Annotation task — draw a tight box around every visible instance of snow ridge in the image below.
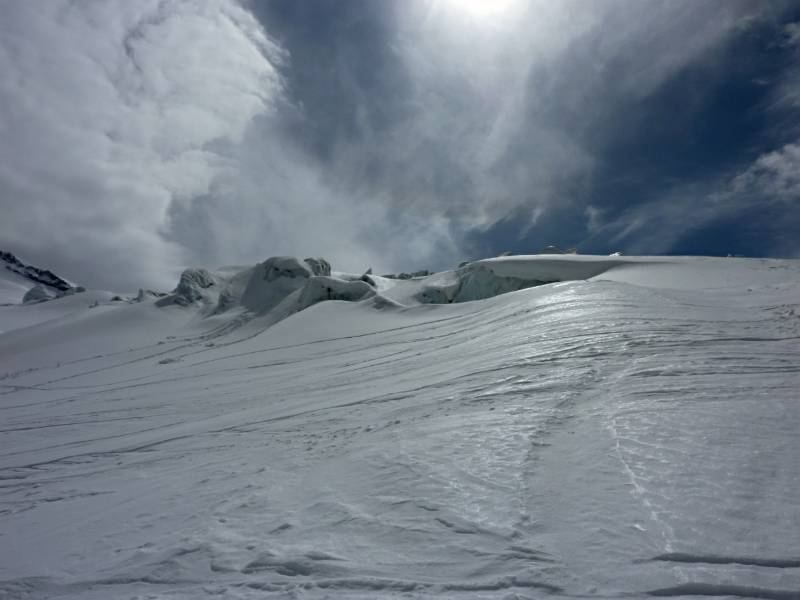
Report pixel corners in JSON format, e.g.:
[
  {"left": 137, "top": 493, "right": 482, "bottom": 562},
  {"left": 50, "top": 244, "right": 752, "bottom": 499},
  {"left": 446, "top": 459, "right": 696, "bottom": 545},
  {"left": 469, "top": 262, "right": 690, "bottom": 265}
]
[{"left": 0, "top": 250, "right": 74, "bottom": 292}]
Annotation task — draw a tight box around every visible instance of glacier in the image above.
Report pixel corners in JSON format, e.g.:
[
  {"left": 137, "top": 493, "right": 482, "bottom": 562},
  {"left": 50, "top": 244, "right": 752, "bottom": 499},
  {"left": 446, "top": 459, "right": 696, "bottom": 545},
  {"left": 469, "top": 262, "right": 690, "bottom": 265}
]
[{"left": 0, "top": 254, "right": 799, "bottom": 599}]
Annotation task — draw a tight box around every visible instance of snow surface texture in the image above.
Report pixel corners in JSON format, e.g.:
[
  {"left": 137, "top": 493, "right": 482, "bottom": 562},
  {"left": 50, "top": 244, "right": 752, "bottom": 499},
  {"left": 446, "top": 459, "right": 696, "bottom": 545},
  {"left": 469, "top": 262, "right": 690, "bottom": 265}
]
[{"left": 1, "top": 255, "right": 799, "bottom": 599}]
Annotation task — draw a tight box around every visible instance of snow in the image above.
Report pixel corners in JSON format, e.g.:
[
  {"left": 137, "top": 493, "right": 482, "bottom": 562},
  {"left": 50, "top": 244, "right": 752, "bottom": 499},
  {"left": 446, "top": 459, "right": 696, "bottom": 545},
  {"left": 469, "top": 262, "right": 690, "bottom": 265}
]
[
  {"left": 0, "top": 261, "right": 55, "bottom": 306},
  {"left": 239, "top": 257, "right": 317, "bottom": 314},
  {"left": 295, "top": 276, "right": 375, "bottom": 311},
  {"left": 164, "top": 267, "right": 218, "bottom": 307},
  {"left": 1, "top": 254, "right": 799, "bottom": 599},
  {"left": 0, "top": 289, "right": 116, "bottom": 336},
  {"left": 0, "top": 251, "right": 87, "bottom": 322},
  {"left": 21, "top": 284, "right": 56, "bottom": 304},
  {"left": 0, "top": 271, "right": 35, "bottom": 306},
  {"left": 0, "top": 251, "right": 76, "bottom": 304}
]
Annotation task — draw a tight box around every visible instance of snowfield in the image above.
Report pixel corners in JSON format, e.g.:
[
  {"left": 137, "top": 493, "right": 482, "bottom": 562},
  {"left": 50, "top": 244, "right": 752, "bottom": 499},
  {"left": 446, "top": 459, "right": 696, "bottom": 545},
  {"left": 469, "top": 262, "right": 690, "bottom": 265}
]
[{"left": 1, "top": 255, "right": 799, "bottom": 599}]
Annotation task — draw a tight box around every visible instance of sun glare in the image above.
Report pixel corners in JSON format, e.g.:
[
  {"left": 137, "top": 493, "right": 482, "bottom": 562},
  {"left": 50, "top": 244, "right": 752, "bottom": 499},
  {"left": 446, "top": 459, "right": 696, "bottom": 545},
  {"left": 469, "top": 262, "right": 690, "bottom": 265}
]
[{"left": 446, "top": 0, "right": 517, "bottom": 18}]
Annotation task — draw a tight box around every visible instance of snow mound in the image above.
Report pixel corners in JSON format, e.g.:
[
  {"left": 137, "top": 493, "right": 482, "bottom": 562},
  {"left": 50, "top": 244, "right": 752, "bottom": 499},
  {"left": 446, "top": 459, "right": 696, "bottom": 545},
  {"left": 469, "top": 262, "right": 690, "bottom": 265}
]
[
  {"left": 415, "top": 256, "right": 628, "bottom": 304},
  {"left": 296, "top": 276, "right": 376, "bottom": 311},
  {"left": 240, "top": 256, "right": 318, "bottom": 313},
  {"left": 158, "top": 268, "right": 219, "bottom": 307},
  {"left": 154, "top": 253, "right": 756, "bottom": 333},
  {"left": 239, "top": 258, "right": 374, "bottom": 316},
  {"left": 136, "top": 288, "right": 167, "bottom": 302},
  {"left": 154, "top": 256, "right": 342, "bottom": 317},
  {"left": 414, "top": 264, "right": 552, "bottom": 304},
  {"left": 22, "top": 284, "right": 57, "bottom": 303},
  {"left": 304, "top": 257, "right": 332, "bottom": 277}
]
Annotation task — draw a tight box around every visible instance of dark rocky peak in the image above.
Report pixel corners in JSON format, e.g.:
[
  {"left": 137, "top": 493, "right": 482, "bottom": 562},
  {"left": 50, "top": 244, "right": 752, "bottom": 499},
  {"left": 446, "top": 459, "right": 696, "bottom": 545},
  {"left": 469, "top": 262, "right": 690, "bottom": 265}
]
[{"left": 1, "top": 250, "right": 74, "bottom": 292}]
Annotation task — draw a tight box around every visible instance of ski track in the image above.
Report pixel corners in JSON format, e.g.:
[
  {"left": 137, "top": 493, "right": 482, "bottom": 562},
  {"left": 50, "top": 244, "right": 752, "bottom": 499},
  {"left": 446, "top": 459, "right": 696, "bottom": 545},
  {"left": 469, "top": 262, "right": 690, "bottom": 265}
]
[{"left": 1, "top": 275, "right": 799, "bottom": 598}]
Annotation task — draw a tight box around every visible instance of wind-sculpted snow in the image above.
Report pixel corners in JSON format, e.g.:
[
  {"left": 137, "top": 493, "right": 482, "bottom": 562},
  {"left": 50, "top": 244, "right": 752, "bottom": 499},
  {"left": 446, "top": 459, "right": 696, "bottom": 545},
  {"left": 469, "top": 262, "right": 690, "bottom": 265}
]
[
  {"left": 152, "top": 256, "right": 340, "bottom": 317},
  {"left": 413, "top": 255, "right": 644, "bottom": 304},
  {"left": 159, "top": 267, "right": 219, "bottom": 307},
  {"left": 0, "top": 256, "right": 799, "bottom": 599},
  {"left": 295, "top": 276, "right": 375, "bottom": 311},
  {"left": 303, "top": 257, "right": 332, "bottom": 277},
  {"left": 21, "top": 284, "right": 56, "bottom": 304},
  {"left": 150, "top": 255, "right": 711, "bottom": 329},
  {"left": 415, "top": 263, "right": 554, "bottom": 304},
  {"left": 239, "top": 257, "right": 319, "bottom": 314}
]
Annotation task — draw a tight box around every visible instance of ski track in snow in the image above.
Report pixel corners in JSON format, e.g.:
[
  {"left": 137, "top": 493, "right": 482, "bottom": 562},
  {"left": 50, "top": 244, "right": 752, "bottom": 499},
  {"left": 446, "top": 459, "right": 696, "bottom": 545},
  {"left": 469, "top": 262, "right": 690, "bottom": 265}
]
[{"left": 1, "top": 260, "right": 799, "bottom": 599}]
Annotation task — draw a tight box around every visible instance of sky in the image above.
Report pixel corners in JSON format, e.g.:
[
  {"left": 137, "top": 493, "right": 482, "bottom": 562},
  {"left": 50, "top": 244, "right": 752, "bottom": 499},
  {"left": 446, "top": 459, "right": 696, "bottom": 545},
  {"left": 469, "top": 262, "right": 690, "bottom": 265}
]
[{"left": 1, "top": 0, "right": 799, "bottom": 291}]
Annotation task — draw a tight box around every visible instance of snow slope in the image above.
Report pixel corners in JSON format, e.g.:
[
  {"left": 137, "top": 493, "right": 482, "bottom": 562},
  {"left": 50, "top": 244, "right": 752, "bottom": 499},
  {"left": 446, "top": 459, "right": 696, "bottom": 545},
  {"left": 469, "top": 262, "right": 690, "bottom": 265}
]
[
  {"left": 1, "top": 255, "right": 799, "bottom": 599},
  {"left": 0, "top": 290, "right": 118, "bottom": 337},
  {"left": 0, "top": 272, "right": 35, "bottom": 307}
]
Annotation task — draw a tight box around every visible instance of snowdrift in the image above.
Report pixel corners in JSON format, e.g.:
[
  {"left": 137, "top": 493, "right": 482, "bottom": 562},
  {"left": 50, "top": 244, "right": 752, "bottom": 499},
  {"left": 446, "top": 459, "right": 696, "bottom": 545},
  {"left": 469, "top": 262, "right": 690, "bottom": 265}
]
[
  {"left": 143, "top": 254, "right": 800, "bottom": 336},
  {"left": 151, "top": 254, "right": 630, "bottom": 326},
  {"left": 154, "top": 257, "right": 335, "bottom": 314},
  {"left": 412, "top": 256, "right": 632, "bottom": 304},
  {"left": 1, "top": 254, "right": 799, "bottom": 599}
]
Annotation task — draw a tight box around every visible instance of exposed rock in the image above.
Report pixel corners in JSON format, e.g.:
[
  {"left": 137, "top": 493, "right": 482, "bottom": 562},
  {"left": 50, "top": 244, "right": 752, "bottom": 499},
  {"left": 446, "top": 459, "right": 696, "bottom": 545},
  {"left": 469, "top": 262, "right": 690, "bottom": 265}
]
[{"left": 1, "top": 250, "right": 74, "bottom": 291}]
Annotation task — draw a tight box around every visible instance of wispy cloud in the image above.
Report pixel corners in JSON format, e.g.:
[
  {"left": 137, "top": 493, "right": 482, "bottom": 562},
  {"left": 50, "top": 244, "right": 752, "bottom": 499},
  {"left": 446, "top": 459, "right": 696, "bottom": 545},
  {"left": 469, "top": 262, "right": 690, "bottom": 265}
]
[{"left": 581, "top": 12, "right": 800, "bottom": 258}]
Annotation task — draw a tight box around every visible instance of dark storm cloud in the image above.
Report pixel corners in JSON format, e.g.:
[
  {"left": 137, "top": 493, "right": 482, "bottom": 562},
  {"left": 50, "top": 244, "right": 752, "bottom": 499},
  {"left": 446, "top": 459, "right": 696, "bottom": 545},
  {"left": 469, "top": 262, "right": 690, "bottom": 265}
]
[
  {"left": 1, "top": 0, "right": 799, "bottom": 291},
  {"left": 250, "top": 1, "right": 412, "bottom": 159}
]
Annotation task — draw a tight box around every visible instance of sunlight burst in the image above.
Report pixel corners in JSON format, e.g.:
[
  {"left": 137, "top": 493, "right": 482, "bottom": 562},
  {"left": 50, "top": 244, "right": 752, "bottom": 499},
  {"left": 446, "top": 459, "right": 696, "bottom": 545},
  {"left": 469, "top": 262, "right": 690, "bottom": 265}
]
[{"left": 443, "top": 0, "right": 518, "bottom": 18}]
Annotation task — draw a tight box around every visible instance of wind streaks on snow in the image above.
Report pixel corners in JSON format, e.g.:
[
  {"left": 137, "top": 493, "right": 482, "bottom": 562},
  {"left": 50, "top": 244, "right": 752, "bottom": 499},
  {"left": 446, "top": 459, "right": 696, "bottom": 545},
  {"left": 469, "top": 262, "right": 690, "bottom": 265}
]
[{"left": 0, "top": 258, "right": 799, "bottom": 598}]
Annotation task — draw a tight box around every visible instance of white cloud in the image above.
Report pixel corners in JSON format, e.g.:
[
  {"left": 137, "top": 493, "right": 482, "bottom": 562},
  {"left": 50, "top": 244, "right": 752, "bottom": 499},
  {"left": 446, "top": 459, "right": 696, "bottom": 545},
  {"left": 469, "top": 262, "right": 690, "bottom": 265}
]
[
  {"left": 783, "top": 22, "right": 800, "bottom": 47},
  {"left": 585, "top": 141, "right": 800, "bottom": 257},
  {"left": 0, "top": 0, "right": 282, "bottom": 289},
  {"left": 732, "top": 143, "right": 800, "bottom": 202},
  {"left": 772, "top": 22, "right": 800, "bottom": 110}
]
